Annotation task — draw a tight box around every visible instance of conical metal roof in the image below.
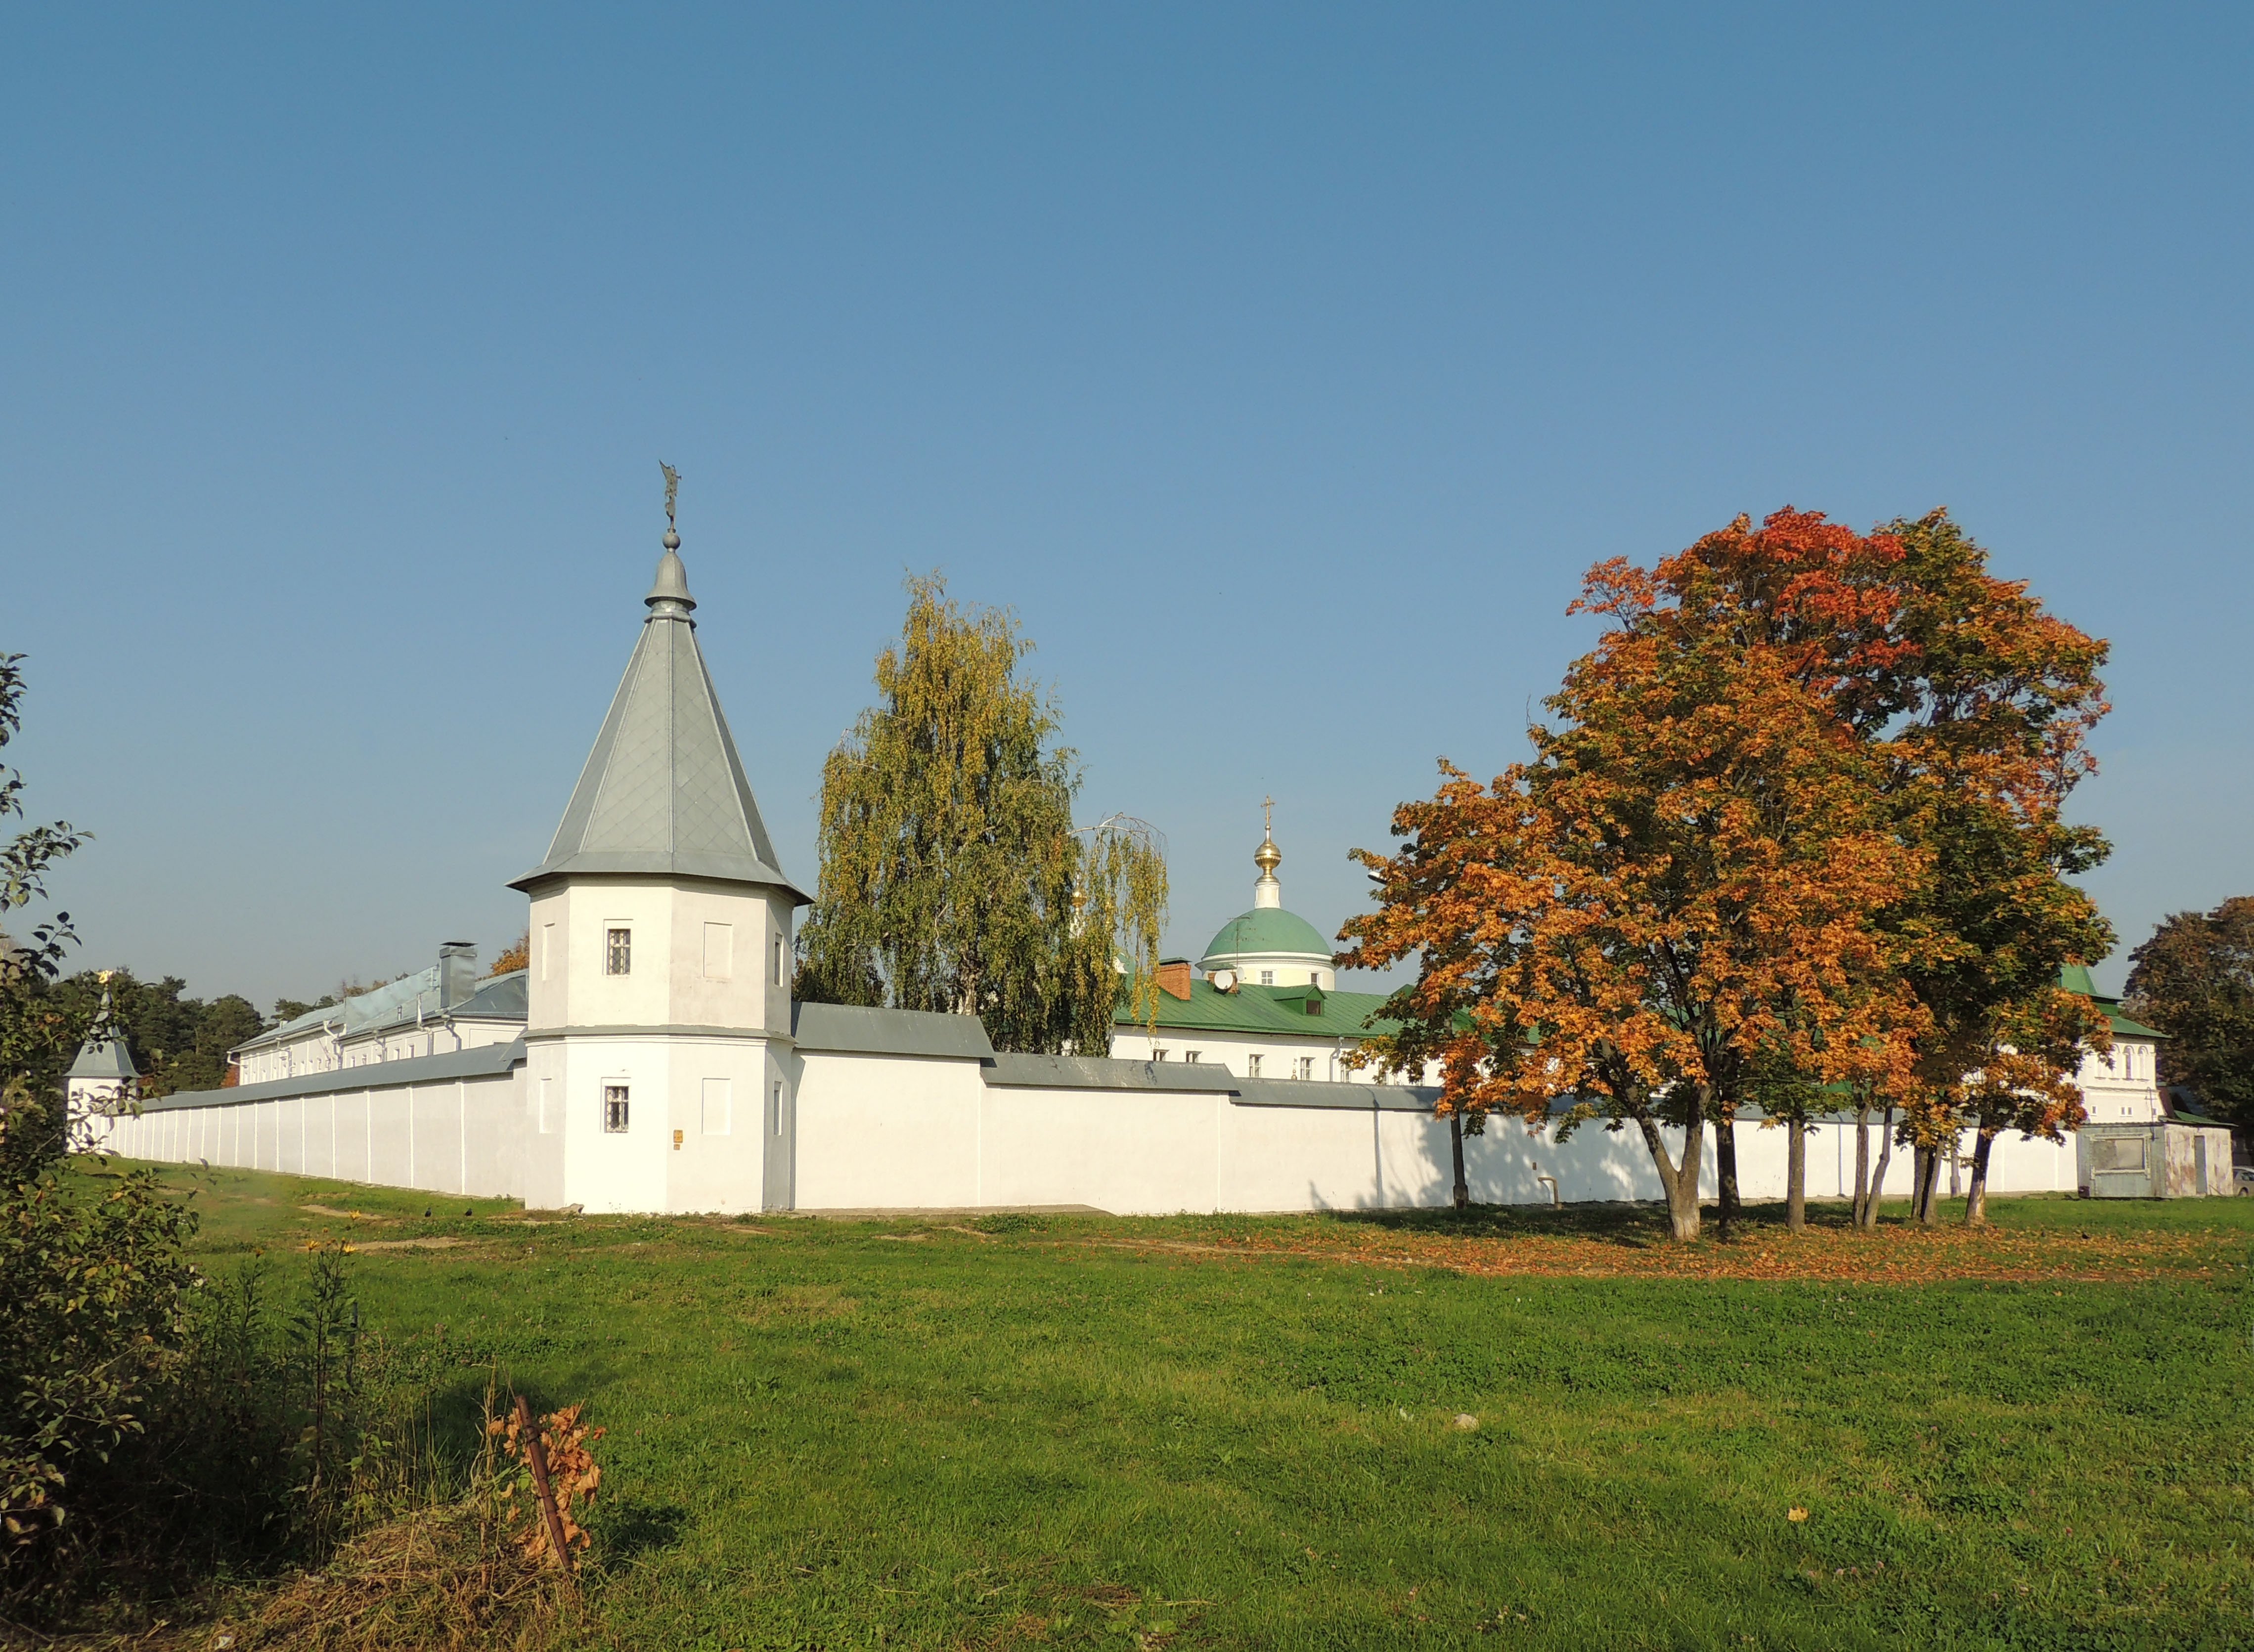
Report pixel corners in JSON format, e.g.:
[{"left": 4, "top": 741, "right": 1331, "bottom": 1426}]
[
  {"left": 66, "top": 1030, "right": 139, "bottom": 1082},
  {"left": 67, "top": 985, "right": 139, "bottom": 1081},
  {"left": 510, "top": 541, "right": 808, "bottom": 902}
]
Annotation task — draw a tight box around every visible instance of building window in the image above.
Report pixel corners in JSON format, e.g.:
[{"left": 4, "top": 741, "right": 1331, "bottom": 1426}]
[
  {"left": 606, "top": 928, "right": 632, "bottom": 976},
  {"left": 1185, "top": 1049, "right": 1202, "bottom": 1065},
  {"left": 1246, "top": 1054, "right": 1263, "bottom": 1077},
  {"left": 1295, "top": 1056, "right": 1314, "bottom": 1081},
  {"left": 1259, "top": 970, "right": 1274, "bottom": 986},
  {"left": 1153, "top": 1048, "right": 1169, "bottom": 1062},
  {"left": 772, "top": 1080, "right": 786, "bottom": 1137},
  {"left": 2093, "top": 1135, "right": 2145, "bottom": 1173},
  {"left": 603, "top": 1085, "right": 630, "bottom": 1132},
  {"left": 772, "top": 933, "right": 785, "bottom": 986},
  {"left": 1310, "top": 972, "right": 1321, "bottom": 985}
]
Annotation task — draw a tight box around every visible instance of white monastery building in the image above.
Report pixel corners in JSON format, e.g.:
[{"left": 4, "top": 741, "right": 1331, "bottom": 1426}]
[{"left": 82, "top": 512, "right": 2235, "bottom": 1210}]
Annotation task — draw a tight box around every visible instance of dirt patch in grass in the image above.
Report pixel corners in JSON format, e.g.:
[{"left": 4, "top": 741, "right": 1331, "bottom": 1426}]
[{"left": 341, "top": 1236, "right": 470, "bottom": 1253}]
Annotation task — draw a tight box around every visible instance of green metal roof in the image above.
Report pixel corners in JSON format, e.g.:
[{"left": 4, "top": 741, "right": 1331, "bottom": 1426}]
[
  {"left": 1114, "top": 976, "right": 1397, "bottom": 1041},
  {"left": 2057, "top": 963, "right": 2164, "bottom": 1040},
  {"left": 1199, "top": 906, "right": 1333, "bottom": 965}
]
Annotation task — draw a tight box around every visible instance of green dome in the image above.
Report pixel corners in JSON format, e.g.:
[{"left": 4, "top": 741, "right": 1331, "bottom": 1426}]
[{"left": 1199, "top": 906, "right": 1333, "bottom": 966}]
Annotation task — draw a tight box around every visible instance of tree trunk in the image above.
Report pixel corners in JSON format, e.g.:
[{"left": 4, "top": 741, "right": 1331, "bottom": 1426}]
[
  {"left": 1786, "top": 1121, "right": 1806, "bottom": 1233},
  {"left": 1852, "top": 1104, "right": 1871, "bottom": 1228},
  {"left": 1963, "top": 1129, "right": 1995, "bottom": 1227},
  {"left": 1636, "top": 1115, "right": 1703, "bottom": 1242},
  {"left": 1716, "top": 1116, "right": 1740, "bottom": 1241},
  {"left": 1922, "top": 1143, "right": 1946, "bottom": 1225},
  {"left": 1909, "top": 1144, "right": 1931, "bottom": 1222},
  {"left": 1449, "top": 1111, "right": 1468, "bottom": 1211},
  {"left": 1862, "top": 1105, "right": 1896, "bottom": 1230}
]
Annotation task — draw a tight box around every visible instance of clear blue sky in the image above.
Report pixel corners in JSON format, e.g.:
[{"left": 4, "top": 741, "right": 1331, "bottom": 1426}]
[{"left": 5, "top": 4, "right": 2248, "bottom": 1008}]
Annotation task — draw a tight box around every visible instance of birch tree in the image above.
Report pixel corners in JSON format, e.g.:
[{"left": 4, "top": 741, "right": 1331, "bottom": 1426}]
[{"left": 794, "top": 575, "right": 1167, "bottom": 1053}]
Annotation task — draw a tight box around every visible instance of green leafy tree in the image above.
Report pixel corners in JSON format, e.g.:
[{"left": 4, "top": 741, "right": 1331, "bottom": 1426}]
[
  {"left": 795, "top": 575, "right": 1167, "bottom": 1053},
  {"left": 0, "top": 656, "right": 203, "bottom": 1604},
  {"left": 1872, "top": 512, "right": 2114, "bottom": 1225},
  {"left": 0, "top": 654, "right": 90, "bottom": 1096},
  {"left": 2126, "top": 898, "right": 2254, "bottom": 1124}
]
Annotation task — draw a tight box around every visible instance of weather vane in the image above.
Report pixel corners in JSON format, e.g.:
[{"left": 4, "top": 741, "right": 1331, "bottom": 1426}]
[{"left": 660, "top": 461, "right": 681, "bottom": 526}]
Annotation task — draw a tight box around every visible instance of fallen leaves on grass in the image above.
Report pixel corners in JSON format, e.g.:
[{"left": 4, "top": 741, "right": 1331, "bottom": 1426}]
[{"left": 1068, "top": 1217, "right": 2229, "bottom": 1286}]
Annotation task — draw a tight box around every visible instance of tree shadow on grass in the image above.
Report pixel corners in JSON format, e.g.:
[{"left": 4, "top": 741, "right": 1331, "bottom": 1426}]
[
  {"left": 1323, "top": 1200, "right": 1677, "bottom": 1249},
  {"left": 1323, "top": 1197, "right": 1870, "bottom": 1248},
  {"left": 594, "top": 1498, "right": 689, "bottom": 1564}
]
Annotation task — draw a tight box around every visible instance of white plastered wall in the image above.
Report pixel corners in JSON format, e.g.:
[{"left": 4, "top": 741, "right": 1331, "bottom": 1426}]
[
  {"left": 97, "top": 1069, "right": 529, "bottom": 1200},
  {"left": 526, "top": 876, "right": 793, "bottom": 1041}
]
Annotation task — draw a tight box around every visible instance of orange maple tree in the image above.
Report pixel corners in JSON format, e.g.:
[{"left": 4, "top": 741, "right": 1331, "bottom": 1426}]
[
  {"left": 1347, "top": 507, "right": 2114, "bottom": 1239},
  {"left": 1344, "top": 514, "right": 1928, "bottom": 1242}
]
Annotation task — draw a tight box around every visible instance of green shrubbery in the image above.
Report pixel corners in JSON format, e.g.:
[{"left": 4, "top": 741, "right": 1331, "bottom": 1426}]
[
  {"left": 0, "top": 1087, "right": 444, "bottom": 1623},
  {"left": 0, "top": 1083, "right": 199, "bottom": 1575}
]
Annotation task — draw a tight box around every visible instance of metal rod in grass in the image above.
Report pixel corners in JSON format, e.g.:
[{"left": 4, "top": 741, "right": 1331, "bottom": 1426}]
[{"left": 514, "top": 1393, "right": 576, "bottom": 1586}]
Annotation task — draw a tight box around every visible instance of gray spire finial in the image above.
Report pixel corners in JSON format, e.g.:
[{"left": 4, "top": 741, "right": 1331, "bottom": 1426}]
[{"left": 646, "top": 464, "right": 695, "bottom": 613}]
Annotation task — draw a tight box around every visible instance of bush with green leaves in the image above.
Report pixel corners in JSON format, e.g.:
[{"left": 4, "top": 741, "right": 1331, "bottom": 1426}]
[{"left": 0, "top": 1083, "right": 200, "bottom": 1601}]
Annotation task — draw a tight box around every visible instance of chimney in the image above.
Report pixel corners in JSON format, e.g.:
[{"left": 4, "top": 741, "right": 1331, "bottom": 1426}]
[
  {"left": 1156, "top": 958, "right": 1193, "bottom": 1001},
  {"left": 439, "top": 941, "right": 478, "bottom": 1010}
]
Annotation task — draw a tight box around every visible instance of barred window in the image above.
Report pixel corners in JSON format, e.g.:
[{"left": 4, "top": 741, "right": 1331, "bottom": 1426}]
[
  {"left": 606, "top": 928, "right": 632, "bottom": 975},
  {"left": 603, "top": 1085, "right": 630, "bottom": 1133}
]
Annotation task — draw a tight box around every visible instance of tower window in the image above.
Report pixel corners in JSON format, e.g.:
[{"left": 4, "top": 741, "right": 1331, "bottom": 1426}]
[
  {"left": 771, "top": 933, "right": 785, "bottom": 986},
  {"left": 603, "top": 1085, "right": 630, "bottom": 1132},
  {"left": 772, "top": 1080, "right": 786, "bottom": 1137},
  {"left": 605, "top": 928, "right": 632, "bottom": 976},
  {"left": 1259, "top": 970, "right": 1274, "bottom": 986}
]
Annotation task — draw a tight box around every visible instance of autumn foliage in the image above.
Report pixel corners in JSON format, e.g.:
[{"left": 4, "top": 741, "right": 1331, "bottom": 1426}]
[
  {"left": 1344, "top": 508, "right": 2112, "bottom": 1239},
  {"left": 489, "top": 1401, "right": 603, "bottom": 1568}
]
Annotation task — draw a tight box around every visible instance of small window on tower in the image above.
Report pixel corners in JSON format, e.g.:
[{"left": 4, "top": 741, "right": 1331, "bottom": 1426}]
[
  {"left": 1259, "top": 970, "right": 1274, "bottom": 986},
  {"left": 772, "top": 933, "right": 785, "bottom": 986},
  {"left": 603, "top": 1085, "right": 630, "bottom": 1132},
  {"left": 606, "top": 928, "right": 632, "bottom": 976}
]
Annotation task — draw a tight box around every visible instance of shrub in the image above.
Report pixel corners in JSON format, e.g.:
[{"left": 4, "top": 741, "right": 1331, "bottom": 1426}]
[{"left": 0, "top": 1081, "right": 199, "bottom": 1605}]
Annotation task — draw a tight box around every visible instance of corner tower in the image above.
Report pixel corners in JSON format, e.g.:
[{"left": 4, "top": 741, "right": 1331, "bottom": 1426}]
[{"left": 509, "top": 485, "right": 809, "bottom": 1214}]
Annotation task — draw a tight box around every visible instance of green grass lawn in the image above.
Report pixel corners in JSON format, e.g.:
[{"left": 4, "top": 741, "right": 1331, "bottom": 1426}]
[{"left": 94, "top": 1161, "right": 2254, "bottom": 1650}]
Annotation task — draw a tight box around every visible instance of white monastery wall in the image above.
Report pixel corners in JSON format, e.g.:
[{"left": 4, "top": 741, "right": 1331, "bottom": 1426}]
[
  {"left": 92, "top": 1041, "right": 2093, "bottom": 1216},
  {"left": 94, "top": 1066, "right": 529, "bottom": 1200}
]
